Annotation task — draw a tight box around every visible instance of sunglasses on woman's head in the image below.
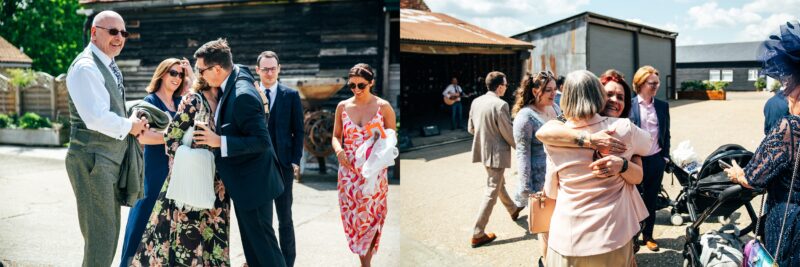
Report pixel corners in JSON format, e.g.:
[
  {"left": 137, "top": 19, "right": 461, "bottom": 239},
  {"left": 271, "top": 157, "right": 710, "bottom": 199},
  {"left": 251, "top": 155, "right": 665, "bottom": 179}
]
[
  {"left": 349, "top": 82, "right": 368, "bottom": 90},
  {"left": 168, "top": 69, "right": 185, "bottom": 78},
  {"left": 95, "top": 26, "right": 130, "bottom": 38}
]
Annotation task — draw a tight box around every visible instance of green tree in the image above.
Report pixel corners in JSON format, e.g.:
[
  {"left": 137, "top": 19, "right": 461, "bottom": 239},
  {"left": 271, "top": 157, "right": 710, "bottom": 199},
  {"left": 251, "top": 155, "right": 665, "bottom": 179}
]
[{"left": 0, "top": 0, "right": 84, "bottom": 76}]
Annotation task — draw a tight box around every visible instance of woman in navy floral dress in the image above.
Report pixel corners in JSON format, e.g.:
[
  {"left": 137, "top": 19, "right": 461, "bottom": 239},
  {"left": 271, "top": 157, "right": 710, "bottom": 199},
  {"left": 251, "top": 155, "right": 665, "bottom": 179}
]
[
  {"left": 726, "top": 20, "right": 800, "bottom": 266},
  {"left": 130, "top": 80, "right": 230, "bottom": 267}
]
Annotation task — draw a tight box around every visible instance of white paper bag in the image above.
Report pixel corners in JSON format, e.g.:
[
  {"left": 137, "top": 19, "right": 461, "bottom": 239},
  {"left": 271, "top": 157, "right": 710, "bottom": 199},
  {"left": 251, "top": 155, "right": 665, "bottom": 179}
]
[{"left": 165, "top": 126, "right": 217, "bottom": 210}]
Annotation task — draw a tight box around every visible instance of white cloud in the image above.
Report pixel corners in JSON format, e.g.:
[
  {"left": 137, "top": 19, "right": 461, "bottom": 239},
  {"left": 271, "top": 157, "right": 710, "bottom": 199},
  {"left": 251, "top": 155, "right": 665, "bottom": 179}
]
[
  {"left": 677, "top": 35, "right": 705, "bottom": 46},
  {"left": 737, "top": 13, "right": 798, "bottom": 42},
  {"left": 470, "top": 16, "right": 529, "bottom": 36},
  {"left": 742, "top": 0, "right": 800, "bottom": 14},
  {"left": 424, "top": 0, "right": 591, "bottom": 36},
  {"left": 687, "top": 2, "right": 760, "bottom": 29}
]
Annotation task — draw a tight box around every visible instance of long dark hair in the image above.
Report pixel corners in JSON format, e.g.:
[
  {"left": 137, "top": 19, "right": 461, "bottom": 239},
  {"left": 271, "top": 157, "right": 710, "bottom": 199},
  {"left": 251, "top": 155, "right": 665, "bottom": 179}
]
[{"left": 513, "top": 70, "right": 554, "bottom": 116}]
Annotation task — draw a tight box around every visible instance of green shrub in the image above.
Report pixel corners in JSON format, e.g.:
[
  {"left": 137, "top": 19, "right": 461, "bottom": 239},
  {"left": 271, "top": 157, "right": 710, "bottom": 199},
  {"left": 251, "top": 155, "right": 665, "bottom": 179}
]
[
  {"left": 7, "top": 68, "right": 36, "bottom": 88},
  {"left": 707, "top": 81, "right": 729, "bottom": 91},
  {"left": 680, "top": 80, "right": 711, "bottom": 91},
  {"left": 0, "top": 114, "right": 12, "bottom": 128},
  {"left": 754, "top": 77, "right": 767, "bottom": 91},
  {"left": 18, "top": 112, "right": 51, "bottom": 129}
]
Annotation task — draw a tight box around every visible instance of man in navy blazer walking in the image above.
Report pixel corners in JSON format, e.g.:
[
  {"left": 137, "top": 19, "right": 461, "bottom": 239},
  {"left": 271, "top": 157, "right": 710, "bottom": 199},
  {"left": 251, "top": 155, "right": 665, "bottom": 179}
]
[{"left": 255, "top": 50, "right": 304, "bottom": 267}]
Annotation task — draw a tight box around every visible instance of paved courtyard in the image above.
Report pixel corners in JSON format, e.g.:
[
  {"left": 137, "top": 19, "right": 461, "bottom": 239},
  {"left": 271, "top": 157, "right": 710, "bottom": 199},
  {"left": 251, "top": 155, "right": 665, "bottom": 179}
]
[
  {"left": 400, "top": 91, "right": 772, "bottom": 266},
  {"left": 0, "top": 149, "right": 399, "bottom": 266}
]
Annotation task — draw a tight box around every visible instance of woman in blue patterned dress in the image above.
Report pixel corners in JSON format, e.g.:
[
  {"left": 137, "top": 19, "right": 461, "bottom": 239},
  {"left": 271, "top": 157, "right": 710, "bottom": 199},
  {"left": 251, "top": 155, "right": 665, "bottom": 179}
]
[
  {"left": 511, "top": 70, "right": 561, "bottom": 260},
  {"left": 726, "top": 20, "right": 800, "bottom": 266}
]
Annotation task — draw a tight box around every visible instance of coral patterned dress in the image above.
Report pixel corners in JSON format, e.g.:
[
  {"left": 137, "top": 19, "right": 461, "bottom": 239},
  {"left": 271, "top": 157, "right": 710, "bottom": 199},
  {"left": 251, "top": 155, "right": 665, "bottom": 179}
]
[{"left": 338, "top": 109, "right": 389, "bottom": 256}]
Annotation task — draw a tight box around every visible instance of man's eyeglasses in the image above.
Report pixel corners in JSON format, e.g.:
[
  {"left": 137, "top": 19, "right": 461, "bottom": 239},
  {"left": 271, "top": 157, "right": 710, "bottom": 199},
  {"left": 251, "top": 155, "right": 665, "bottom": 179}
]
[
  {"left": 349, "top": 82, "right": 368, "bottom": 90},
  {"left": 197, "top": 65, "right": 217, "bottom": 76},
  {"left": 167, "top": 69, "right": 185, "bottom": 79},
  {"left": 95, "top": 26, "right": 130, "bottom": 38},
  {"left": 259, "top": 67, "right": 278, "bottom": 73}
]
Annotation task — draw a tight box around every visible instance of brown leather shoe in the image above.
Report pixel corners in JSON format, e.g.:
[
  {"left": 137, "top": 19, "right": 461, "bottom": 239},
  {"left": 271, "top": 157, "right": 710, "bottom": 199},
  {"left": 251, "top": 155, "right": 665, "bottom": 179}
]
[
  {"left": 645, "top": 239, "right": 660, "bottom": 252},
  {"left": 471, "top": 233, "right": 497, "bottom": 248},
  {"left": 511, "top": 206, "right": 525, "bottom": 221}
]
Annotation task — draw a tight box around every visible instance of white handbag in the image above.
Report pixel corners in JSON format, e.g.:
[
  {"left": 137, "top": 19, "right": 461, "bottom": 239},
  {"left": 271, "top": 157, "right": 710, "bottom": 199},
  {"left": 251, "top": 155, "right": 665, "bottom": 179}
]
[{"left": 165, "top": 94, "right": 217, "bottom": 211}]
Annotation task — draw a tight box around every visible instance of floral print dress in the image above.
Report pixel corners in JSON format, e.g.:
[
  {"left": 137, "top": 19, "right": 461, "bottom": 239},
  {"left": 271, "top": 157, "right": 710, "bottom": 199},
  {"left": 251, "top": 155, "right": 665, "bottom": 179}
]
[
  {"left": 338, "top": 109, "right": 389, "bottom": 256},
  {"left": 131, "top": 93, "right": 231, "bottom": 267}
]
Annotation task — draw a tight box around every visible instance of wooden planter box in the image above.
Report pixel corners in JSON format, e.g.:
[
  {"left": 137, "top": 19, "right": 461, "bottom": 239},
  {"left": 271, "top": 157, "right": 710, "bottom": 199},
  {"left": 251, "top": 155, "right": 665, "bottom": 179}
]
[
  {"left": 677, "top": 90, "right": 726, "bottom": 100},
  {"left": 0, "top": 127, "right": 67, "bottom": 146}
]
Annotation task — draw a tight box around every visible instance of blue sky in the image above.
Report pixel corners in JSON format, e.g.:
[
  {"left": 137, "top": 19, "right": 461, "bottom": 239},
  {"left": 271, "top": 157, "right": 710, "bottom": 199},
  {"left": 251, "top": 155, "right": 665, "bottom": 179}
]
[{"left": 425, "top": 0, "right": 799, "bottom": 46}]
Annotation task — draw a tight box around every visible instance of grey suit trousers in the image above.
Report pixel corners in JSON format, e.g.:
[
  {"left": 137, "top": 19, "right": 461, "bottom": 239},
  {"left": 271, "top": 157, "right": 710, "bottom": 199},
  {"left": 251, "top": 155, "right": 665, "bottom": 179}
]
[
  {"left": 65, "top": 149, "right": 122, "bottom": 267},
  {"left": 473, "top": 167, "right": 517, "bottom": 238}
]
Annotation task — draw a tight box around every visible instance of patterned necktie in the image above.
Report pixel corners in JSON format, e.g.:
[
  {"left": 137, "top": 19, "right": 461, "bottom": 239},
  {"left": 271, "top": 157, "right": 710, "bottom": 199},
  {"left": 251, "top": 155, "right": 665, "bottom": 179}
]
[{"left": 109, "top": 60, "right": 124, "bottom": 95}]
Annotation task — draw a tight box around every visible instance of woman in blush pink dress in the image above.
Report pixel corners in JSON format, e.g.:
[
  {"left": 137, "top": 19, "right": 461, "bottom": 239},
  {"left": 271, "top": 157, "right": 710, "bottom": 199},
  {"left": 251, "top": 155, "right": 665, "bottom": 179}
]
[
  {"left": 331, "top": 63, "right": 397, "bottom": 267},
  {"left": 542, "top": 70, "right": 652, "bottom": 267}
]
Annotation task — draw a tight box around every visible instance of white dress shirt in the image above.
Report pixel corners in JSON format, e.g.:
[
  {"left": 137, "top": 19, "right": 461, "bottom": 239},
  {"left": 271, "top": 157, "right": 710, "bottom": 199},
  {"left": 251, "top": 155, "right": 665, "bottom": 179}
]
[
  {"left": 217, "top": 71, "right": 232, "bottom": 158},
  {"left": 442, "top": 84, "right": 462, "bottom": 97},
  {"left": 65, "top": 43, "right": 131, "bottom": 140},
  {"left": 260, "top": 81, "right": 278, "bottom": 111}
]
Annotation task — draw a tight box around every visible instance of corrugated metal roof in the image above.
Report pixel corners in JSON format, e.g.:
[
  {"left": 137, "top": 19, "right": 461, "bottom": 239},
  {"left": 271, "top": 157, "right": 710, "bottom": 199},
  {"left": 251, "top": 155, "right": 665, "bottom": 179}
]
[
  {"left": 0, "top": 36, "right": 32, "bottom": 64},
  {"left": 400, "top": 8, "right": 532, "bottom": 49},
  {"left": 677, "top": 41, "right": 761, "bottom": 63}
]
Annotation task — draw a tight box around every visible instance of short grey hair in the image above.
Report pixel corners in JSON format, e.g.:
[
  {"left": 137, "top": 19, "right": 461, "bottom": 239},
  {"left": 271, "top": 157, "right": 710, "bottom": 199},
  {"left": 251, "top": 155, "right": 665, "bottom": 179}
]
[{"left": 561, "top": 70, "right": 606, "bottom": 120}]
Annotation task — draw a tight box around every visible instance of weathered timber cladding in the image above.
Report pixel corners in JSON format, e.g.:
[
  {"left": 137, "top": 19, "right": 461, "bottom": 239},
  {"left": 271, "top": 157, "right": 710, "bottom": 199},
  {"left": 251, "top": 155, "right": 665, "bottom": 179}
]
[{"left": 111, "top": 0, "right": 386, "bottom": 108}]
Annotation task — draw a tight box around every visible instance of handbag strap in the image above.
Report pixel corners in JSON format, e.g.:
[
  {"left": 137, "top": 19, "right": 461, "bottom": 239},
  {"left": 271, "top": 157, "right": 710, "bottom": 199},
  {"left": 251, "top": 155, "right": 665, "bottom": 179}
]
[{"left": 774, "top": 135, "right": 799, "bottom": 260}]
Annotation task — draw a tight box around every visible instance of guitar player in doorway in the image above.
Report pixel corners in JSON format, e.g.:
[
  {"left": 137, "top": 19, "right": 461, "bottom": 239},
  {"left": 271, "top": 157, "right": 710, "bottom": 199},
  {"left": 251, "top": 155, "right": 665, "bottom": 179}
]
[{"left": 443, "top": 77, "right": 474, "bottom": 130}]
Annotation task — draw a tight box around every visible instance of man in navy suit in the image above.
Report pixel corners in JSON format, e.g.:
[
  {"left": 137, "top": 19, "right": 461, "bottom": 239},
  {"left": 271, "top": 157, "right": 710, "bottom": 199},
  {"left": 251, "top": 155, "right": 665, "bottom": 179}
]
[
  {"left": 255, "top": 51, "right": 304, "bottom": 267},
  {"left": 629, "top": 66, "right": 670, "bottom": 252},
  {"left": 193, "top": 39, "right": 286, "bottom": 267}
]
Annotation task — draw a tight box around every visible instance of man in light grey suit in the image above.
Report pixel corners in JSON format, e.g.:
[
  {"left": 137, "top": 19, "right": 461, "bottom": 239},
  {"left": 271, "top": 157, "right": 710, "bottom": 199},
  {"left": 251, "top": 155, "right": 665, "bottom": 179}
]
[{"left": 468, "top": 71, "right": 523, "bottom": 248}]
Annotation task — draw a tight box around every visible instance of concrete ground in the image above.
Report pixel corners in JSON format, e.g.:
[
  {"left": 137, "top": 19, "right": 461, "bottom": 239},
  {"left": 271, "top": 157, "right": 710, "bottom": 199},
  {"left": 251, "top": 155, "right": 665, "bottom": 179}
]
[
  {"left": 0, "top": 148, "right": 399, "bottom": 266},
  {"left": 399, "top": 91, "right": 773, "bottom": 266}
]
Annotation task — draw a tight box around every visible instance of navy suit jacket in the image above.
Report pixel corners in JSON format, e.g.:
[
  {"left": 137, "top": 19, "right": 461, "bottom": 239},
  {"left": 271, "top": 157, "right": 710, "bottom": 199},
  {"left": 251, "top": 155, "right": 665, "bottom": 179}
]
[
  {"left": 629, "top": 96, "right": 671, "bottom": 159},
  {"left": 763, "top": 92, "right": 789, "bottom": 135},
  {"left": 214, "top": 65, "right": 284, "bottom": 211},
  {"left": 266, "top": 82, "right": 304, "bottom": 169}
]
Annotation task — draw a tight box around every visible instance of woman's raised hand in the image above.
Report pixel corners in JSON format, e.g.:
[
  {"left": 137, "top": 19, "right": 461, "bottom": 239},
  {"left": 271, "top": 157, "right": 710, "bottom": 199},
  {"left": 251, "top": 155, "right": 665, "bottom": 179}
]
[{"left": 590, "top": 129, "right": 627, "bottom": 155}]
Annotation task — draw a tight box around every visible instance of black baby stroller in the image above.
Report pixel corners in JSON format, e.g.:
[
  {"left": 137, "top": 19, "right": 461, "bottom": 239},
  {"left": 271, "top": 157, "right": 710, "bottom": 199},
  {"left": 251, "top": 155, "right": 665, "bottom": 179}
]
[
  {"left": 664, "top": 144, "right": 759, "bottom": 229},
  {"left": 667, "top": 144, "right": 763, "bottom": 266},
  {"left": 682, "top": 183, "right": 764, "bottom": 266}
]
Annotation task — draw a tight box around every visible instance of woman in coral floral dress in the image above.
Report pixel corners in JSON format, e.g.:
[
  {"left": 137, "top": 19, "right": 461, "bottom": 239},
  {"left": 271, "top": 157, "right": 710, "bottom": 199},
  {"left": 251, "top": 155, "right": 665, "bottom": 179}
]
[
  {"left": 331, "top": 63, "right": 396, "bottom": 267},
  {"left": 130, "top": 80, "right": 230, "bottom": 266}
]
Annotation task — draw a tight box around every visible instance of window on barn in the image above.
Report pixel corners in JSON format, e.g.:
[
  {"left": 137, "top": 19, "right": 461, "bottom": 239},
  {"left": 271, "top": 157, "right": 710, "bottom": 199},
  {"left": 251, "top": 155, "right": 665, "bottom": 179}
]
[
  {"left": 722, "top": 70, "right": 733, "bottom": 82},
  {"left": 748, "top": 69, "right": 759, "bottom": 81},
  {"left": 709, "top": 70, "right": 721, "bottom": 81}
]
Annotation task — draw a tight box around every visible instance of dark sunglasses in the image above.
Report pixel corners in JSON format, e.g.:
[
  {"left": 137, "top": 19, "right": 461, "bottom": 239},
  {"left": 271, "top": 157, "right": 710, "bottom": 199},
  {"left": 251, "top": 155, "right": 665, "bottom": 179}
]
[
  {"left": 348, "top": 82, "right": 368, "bottom": 90},
  {"left": 168, "top": 69, "right": 185, "bottom": 78},
  {"left": 95, "top": 26, "right": 130, "bottom": 38}
]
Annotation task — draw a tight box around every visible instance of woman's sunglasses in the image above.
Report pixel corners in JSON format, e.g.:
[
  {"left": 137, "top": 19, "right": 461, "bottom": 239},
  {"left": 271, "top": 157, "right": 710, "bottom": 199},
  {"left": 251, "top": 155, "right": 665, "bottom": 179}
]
[
  {"left": 348, "top": 82, "right": 368, "bottom": 90},
  {"left": 95, "top": 26, "right": 130, "bottom": 38},
  {"left": 168, "top": 69, "right": 185, "bottom": 78}
]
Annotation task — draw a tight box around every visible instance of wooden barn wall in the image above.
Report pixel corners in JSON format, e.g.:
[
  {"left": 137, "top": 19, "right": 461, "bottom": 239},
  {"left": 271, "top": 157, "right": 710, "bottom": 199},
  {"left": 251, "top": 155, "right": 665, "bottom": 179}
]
[{"left": 114, "top": 0, "right": 385, "bottom": 109}]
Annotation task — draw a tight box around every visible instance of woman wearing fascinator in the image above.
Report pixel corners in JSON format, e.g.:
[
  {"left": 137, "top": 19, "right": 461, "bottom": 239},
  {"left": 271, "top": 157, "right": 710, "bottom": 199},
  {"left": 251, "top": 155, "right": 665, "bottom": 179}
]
[{"left": 725, "top": 20, "right": 800, "bottom": 266}]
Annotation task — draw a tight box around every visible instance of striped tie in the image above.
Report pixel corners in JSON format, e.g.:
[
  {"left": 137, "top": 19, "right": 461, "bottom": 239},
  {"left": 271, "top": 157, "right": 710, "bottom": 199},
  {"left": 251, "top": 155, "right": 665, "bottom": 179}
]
[{"left": 109, "top": 61, "right": 124, "bottom": 95}]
